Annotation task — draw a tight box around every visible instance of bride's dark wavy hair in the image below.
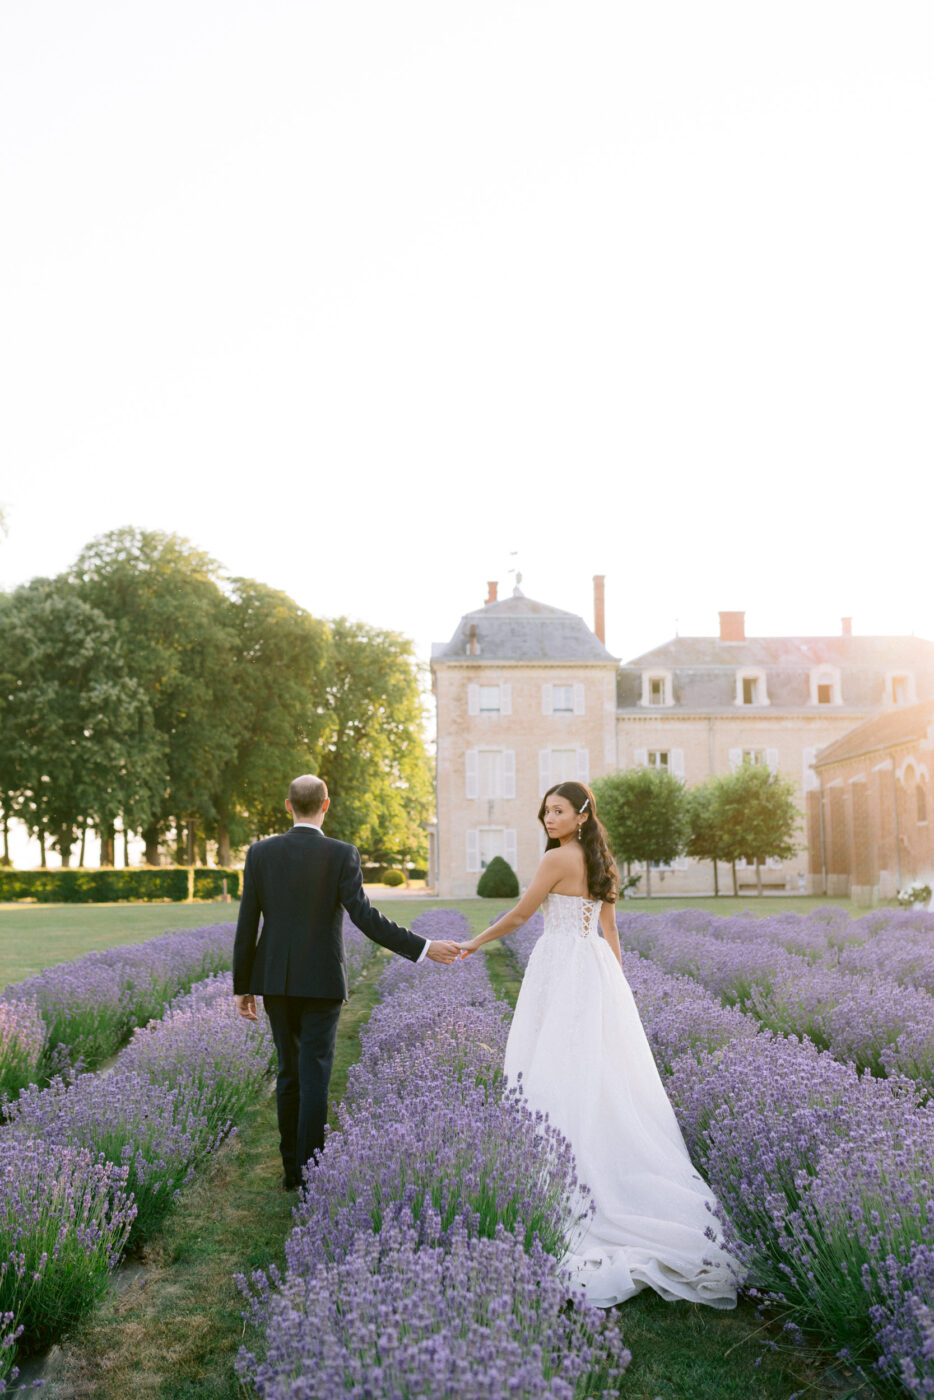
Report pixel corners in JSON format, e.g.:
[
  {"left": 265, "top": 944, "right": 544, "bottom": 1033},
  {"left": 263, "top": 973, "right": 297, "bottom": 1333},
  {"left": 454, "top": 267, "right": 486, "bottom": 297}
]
[{"left": 537, "top": 781, "right": 618, "bottom": 903}]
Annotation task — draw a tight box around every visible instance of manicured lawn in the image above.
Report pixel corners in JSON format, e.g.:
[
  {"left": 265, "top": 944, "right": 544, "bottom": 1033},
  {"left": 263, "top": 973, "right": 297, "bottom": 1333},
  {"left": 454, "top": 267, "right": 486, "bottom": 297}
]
[{"left": 0, "top": 901, "right": 238, "bottom": 985}]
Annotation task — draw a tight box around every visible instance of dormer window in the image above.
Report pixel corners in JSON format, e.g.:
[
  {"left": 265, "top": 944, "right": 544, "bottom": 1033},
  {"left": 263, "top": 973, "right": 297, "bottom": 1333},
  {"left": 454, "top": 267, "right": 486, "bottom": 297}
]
[
  {"left": 641, "top": 670, "right": 673, "bottom": 707},
  {"left": 885, "top": 671, "right": 917, "bottom": 707},
  {"left": 809, "top": 666, "right": 842, "bottom": 706},
  {"left": 735, "top": 668, "right": 769, "bottom": 707}
]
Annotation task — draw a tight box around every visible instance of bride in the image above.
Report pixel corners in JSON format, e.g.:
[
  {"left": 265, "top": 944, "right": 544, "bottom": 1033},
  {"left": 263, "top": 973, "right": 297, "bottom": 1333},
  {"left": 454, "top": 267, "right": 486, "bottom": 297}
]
[{"left": 458, "top": 780, "right": 739, "bottom": 1310}]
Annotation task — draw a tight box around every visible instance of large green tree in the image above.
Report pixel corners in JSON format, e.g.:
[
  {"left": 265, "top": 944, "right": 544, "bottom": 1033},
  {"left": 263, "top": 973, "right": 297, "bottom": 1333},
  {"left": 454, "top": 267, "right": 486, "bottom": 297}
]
[
  {"left": 712, "top": 760, "right": 801, "bottom": 895},
  {"left": 71, "top": 528, "right": 241, "bottom": 863},
  {"left": 210, "top": 578, "right": 330, "bottom": 862},
  {"left": 592, "top": 767, "right": 690, "bottom": 896},
  {"left": 311, "top": 618, "right": 432, "bottom": 864},
  {"left": 0, "top": 578, "right": 163, "bottom": 866}
]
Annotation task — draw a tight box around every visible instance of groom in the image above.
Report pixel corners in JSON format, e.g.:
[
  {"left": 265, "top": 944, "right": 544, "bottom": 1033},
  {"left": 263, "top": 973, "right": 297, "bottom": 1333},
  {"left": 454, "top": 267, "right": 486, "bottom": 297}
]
[{"left": 233, "top": 773, "right": 459, "bottom": 1188}]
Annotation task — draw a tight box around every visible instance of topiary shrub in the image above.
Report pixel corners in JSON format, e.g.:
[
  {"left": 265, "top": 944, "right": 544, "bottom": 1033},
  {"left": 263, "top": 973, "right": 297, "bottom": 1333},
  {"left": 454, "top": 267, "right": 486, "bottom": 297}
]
[
  {"left": 476, "top": 856, "right": 519, "bottom": 898},
  {"left": 382, "top": 869, "right": 405, "bottom": 886}
]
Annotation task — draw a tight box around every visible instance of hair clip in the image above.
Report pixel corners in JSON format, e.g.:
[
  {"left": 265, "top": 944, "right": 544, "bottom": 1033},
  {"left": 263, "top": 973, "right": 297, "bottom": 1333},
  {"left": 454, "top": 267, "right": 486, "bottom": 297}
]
[{"left": 579, "top": 798, "right": 590, "bottom": 813}]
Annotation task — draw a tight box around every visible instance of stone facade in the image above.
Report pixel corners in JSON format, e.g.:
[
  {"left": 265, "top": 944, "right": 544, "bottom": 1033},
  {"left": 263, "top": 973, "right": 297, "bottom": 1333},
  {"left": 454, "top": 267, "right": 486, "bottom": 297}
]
[
  {"left": 806, "top": 700, "right": 934, "bottom": 906},
  {"left": 430, "top": 586, "right": 934, "bottom": 897}
]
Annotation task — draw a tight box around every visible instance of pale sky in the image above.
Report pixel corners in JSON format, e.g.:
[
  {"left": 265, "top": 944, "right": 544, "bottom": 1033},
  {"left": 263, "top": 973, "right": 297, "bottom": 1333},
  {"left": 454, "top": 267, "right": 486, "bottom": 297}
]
[{"left": 2, "top": 0, "right": 933, "bottom": 677}]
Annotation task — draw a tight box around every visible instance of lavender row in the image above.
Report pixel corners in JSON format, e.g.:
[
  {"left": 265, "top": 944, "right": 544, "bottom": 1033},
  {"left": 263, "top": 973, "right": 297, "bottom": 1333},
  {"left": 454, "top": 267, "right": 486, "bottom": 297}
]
[
  {"left": 616, "top": 911, "right": 934, "bottom": 1084},
  {"left": 0, "top": 922, "right": 237, "bottom": 1093},
  {"left": 0, "top": 970, "right": 276, "bottom": 1388},
  {"left": 509, "top": 911, "right": 934, "bottom": 1394},
  {"left": 237, "top": 909, "right": 631, "bottom": 1398},
  {"left": 0, "top": 916, "right": 379, "bottom": 1104}
]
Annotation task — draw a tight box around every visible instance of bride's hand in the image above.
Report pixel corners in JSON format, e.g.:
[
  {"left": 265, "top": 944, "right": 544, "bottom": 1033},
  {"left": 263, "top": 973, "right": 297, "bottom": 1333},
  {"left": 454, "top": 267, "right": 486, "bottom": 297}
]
[{"left": 458, "top": 939, "right": 480, "bottom": 958}]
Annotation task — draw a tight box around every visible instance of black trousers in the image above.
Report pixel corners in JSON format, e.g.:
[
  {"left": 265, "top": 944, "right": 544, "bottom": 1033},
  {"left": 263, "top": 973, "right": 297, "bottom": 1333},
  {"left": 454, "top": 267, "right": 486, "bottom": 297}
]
[{"left": 263, "top": 995, "right": 343, "bottom": 1185}]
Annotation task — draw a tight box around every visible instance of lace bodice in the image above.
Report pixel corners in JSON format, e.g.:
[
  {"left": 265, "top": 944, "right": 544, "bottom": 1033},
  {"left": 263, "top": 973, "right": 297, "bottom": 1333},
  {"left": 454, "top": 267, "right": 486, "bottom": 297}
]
[{"left": 543, "top": 892, "right": 602, "bottom": 940}]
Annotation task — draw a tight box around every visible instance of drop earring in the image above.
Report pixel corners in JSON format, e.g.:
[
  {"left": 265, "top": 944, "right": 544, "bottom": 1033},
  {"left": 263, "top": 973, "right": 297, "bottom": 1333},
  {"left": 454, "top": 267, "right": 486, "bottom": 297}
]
[{"left": 577, "top": 825, "right": 583, "bottom": 841}]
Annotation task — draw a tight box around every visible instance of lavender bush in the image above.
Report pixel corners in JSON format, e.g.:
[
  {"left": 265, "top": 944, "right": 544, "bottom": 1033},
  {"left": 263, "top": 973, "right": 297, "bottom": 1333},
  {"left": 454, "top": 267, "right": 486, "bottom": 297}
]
[
  {"left": 0, "top": 1139, "right": 135, "bottom": 1380},
  {"left": 0, "top": 998, "right": 46, "bottom": 1101},
  {"left": 238, "top": 1216, "right": 630, "bottom": 1400}
]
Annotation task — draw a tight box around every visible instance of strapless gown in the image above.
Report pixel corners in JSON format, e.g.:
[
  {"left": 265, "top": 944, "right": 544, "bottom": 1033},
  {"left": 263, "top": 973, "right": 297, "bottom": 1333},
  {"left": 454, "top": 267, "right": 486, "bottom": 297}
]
[{"left": 503, "top": 892, "right": 739, "bottom": 1309}]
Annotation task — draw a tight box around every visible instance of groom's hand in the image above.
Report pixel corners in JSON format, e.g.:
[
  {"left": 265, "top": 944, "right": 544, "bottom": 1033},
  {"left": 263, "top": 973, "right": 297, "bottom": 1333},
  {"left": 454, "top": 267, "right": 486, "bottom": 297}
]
[
  {"left": 235, "top": 994, "right": 258, "bottom": 1021},
  {"left": 425, "top": 940, "right": 460, "bottom": 965}
]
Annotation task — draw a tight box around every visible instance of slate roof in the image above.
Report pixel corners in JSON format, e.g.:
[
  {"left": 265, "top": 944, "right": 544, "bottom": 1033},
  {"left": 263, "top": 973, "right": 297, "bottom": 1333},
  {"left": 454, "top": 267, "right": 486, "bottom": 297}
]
[
  {"left": 617, "top": 635, "right": 934, "bottom": 712},
  {"left": 813, "top": 698, "right": 934, "bottom": 768},
  {"left": 431, "top": 593, "right": 617, "bottom": 663}
]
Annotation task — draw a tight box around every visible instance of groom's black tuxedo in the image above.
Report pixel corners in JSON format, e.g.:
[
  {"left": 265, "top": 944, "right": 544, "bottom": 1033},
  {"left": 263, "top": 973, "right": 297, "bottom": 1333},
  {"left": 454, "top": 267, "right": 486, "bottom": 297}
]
[
  {"left": 233, "top": 824, "right": 427, "bottom": 998},
  {"left": 233, "top": 823, "right": 427, "bottom": 1186}
]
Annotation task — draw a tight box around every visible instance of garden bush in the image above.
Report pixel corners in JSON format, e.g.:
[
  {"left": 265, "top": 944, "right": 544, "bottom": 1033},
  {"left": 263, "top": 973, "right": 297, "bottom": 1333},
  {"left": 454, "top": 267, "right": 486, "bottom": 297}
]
[
  {"left": 381, "top": 869, "right": 405, "bottom": 886},
  {"left": 476, "top": 856, "right": 518, "bottom": 898}
]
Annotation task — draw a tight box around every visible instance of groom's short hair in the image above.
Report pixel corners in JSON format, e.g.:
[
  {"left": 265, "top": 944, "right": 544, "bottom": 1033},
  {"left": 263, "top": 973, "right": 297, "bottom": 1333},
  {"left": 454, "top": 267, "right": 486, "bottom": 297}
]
[{"left": 289, "top": 774, "right": 328, "bottom": 817}]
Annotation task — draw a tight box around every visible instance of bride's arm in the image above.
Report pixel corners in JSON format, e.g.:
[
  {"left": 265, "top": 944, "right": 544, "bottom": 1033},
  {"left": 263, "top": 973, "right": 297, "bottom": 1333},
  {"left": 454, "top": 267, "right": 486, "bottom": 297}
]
[
  {"left": 600, "top": 901, "right": 622, "bottom": 968},
  {"left": 459, "top": 851, "right": 564, "bottom": 955}
]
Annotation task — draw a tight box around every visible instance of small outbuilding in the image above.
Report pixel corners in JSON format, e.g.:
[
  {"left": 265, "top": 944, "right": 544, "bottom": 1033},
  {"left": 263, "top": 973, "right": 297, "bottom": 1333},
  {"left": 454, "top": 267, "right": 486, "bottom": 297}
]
[{"left": 808, "top": 699, "right": 934, "bottom": 905}]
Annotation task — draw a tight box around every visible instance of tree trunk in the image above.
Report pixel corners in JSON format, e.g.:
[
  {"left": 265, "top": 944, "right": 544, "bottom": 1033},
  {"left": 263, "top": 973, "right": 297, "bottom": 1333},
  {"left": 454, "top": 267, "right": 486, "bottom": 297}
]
[
  {"left": 756, "top": 858, "right": 763, "bottom": 896},
  {"left": 712, "top": 859, "right": 719, "bottom": 897},
  {"left": 217, "top": 823, "right": 232, "bottom": 869},
  {"left": 143, "top": 824, "right": 161, "bottom": 866},
  {"left": 1, "top": 810, "right": 10, "bottom": 867},
  {"left": 39, "top": 830, "right": 47, "bottom": 869},
  {"left": 175, "top": 821, "right": 186, "bottom": 866},
  {"left": 123, "top": 826, "right": 130, "bottom": 868},
  {"left": 79, "top": 824, "right": 87, "bottom": 867},
  {"left": 59, "top": 832, "right": 72, "bottom": 868},
  {"left": 731, "top": 860, "right": 738, "bottom": 896},
  {"left": 186, "top": 820, "right": 197, "bottom": 866},
  {"left": 99, "top": 823, "right": 115, "bottom": 867},
  {"left": 645, "top": 862, "right": 652, "bottom": 897}
]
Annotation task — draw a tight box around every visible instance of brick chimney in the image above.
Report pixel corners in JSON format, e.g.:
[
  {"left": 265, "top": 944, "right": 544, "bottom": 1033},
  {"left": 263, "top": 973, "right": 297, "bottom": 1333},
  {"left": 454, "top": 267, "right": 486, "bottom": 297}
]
[
  {"left": 719, "top": 611, "right": 745, "bottom": 643},
  {"left": 841, "top": 616, "right": 852, "bottom": 636},
  {"left": 485, "top": 581, "right": 498, "bottom": 604},
  {"left": 593, "top": 575, "right": 606, "bottom": 644}
]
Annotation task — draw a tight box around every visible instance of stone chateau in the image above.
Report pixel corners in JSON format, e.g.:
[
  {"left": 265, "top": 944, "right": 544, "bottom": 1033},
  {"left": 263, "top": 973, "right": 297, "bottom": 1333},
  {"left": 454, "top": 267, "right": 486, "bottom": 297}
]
[{"left": 428, "top": 579, "right": 934, "bottom": 900}]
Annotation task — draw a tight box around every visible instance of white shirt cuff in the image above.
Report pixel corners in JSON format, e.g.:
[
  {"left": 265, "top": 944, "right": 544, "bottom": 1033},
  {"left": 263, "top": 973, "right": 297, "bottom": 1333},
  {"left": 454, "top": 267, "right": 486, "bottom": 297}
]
[{"left": 416, "top": 939, "right": 431, "bottom": 964}]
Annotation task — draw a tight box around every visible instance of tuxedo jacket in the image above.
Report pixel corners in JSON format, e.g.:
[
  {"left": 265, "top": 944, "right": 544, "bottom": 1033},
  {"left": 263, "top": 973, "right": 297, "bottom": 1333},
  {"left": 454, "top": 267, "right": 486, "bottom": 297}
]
[{"left": 232, "top": 825, "right": 427, "bottom": 1000}]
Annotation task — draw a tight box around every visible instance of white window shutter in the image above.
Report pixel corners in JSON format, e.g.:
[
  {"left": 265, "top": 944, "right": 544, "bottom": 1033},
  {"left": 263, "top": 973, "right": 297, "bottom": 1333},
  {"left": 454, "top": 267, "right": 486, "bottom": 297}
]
[
  {"left": 803, "top": 746, "right": 818, "bottom": 792},
  {"left": 633, "top": 747, "right": 647, "bottom": 768},
  {"left": 504, "top": 828, "right": 518, "bottom": 871},
  {"left": 576, "top": 748, "right": 590, "bottom": 783},
  {"left": 766, "top": 748, "right": 779, "bottom": 772},
  {"left": 467, "top": 684, "right": 480, "bottom": 716},
  {"left": 466, "top": 829, "right": 480, "bottom": 873},
  {"left": 539, "top": 749, "right": 552, "bottom": 794},
  {"left": 729, "top": 747, "right": 742, "bottom": 771},
  {"left": 573, "top": 683, "right": 585, "bottom": 715},
  {"left": 465, "top": 748, "right": 479, "bottom": 799},
  {"left": 503, "top": 750, "right": 516, "bottom": 799},
  {"left": 500, "top": 683, "right": 512, "bottom": 716},
  {"left": 541, "top": 684, "right": 553, "bottom": 716},
  {"left": 671, "top": 749, "right": 685, "bottom": 778}
]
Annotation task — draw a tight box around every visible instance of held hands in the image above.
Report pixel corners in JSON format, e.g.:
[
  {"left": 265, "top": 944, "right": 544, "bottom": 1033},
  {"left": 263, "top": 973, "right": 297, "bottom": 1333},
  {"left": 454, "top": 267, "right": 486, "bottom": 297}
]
[
  {"left": 457, "top": 939, "right": 481, "bottom": 959},
  {"left": 425, "top": 940, "right": 462, "bottom": 965},
  {"left": 235, "top": 994, "right": 258, "bottom": 1022}
]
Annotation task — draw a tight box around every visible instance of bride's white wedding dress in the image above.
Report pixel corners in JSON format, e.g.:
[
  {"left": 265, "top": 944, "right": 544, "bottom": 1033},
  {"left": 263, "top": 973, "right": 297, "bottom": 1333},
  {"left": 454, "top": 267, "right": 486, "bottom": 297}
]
[{"left": 504, "top": 892, "right": 739, "bottom": 1310}]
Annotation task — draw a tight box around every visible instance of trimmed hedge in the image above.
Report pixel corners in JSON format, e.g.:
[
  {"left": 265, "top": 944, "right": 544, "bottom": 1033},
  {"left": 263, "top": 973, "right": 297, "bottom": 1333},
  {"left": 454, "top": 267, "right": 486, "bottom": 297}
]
[
  {"left": 476, "top": 856, "right": 519, "bottom": 898},
  {"left": 382, "top": 869, "right": 405, "bottom": 886},
  {"left": 0, "top": 868, "right": 242, "bottom": 904},
  {"left": 193, "top": 868, "right": 242, "bottom": 900}
]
